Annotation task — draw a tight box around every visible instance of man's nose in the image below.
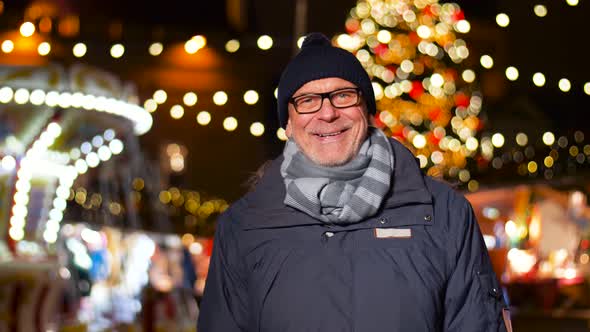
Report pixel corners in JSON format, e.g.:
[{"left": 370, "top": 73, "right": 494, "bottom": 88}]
[{"left": 315, "top": 97, "right": 340, "bottom": 121}]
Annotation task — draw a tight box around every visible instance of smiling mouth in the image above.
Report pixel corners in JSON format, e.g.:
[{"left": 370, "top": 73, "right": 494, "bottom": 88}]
[{"left": 314, "top": 129, "right": 347, "bottom": 138}]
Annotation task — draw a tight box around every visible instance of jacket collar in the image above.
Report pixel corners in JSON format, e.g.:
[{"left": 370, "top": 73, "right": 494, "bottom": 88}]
[{"left": 241, "top": 138, "right": 433, "bottom": 230}]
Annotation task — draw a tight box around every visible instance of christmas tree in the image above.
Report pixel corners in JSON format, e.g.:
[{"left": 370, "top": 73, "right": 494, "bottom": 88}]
[{"left": 337, "top": 0, "right": 486, "bottom": 183}]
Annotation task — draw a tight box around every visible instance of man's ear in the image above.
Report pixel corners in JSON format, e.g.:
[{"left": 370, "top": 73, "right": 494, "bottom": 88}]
[{"left": 285, "top": 119, "right": 292, "bottom": 138}]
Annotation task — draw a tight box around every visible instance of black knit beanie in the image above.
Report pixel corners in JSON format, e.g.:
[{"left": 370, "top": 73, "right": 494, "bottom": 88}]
[{"left": 277, "top": 32, "right": 376, "bottom": 128}]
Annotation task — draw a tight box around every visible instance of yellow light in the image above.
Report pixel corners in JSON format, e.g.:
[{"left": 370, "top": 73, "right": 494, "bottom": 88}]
[
  {"left": 20, "top": 22, "right": 35, "bottom": 37},
  {"left": 181, "top": 233, "right": 194, "bottom": 246},
  {"left": 9, "top": 227, "right": 25, "bottom": 241},
  {"left": 570, "top": 146, "right": 579, "bottom": 157},
  {"left": 543, "top": 132, "right": 555, "bottom": 146},
  {"left": 297, "top": 36, "right": 305, "bottom": 48},
  {"left": 372, "top": 82, "right": 384, "bottom": 100},
  {"left": 149, "top": 42, "right": 163, "bottom": 56},
  {"left": 416, "top": 155, "right": 428, "bottom": 169},
  {"left": 277, "top": 128, "right": 287, "bottom": 141},
  {"left": 225, "top": 39, "right": 240, "bottom": 53},
  {"left": 496, "top": 13, "right": 510, "bottom": 27},
  {"left": 144, "top": 99, "right": 157, "bottom": 113},
  {"left": 527, "top": 161, "right": 538, "bottom": 173},
  {"left": 585, "top": 82, "right": 590, "bottom": 96},
  {"left": 73, "top": 43, "right": 87, "bottom": 57},
  {"left": 183, "top": 92, "right": 198, "bottom": 106},
  {"left": 416, "top": 25, "right": 431, "bottom": 39},
  {"left": 582, "top": 254, "right": 590, "bottom": 265},
  {"left": 274, "top": 87, "right": 278, "bottom": 99},
  {"left": 459, "top": 170, "right": 471, "bottom": 182},
  {"left": 566, "top": 0, "right": 579, "bottom": 6},
  {"left": 14, "top": 88, "right": 29, "bottom": 104},
  {"left": 185, "top": 36, "right": 206, "bottom": 54},
  {"left": 480, "top": 55, "right": 494, "bottom": 69},
  {"left": 223, "top": 117, "right": 238, "bottom": 131},
  {"left": 2, "top": 40, "right": 14, "bottom": 53},
  {"left": 455, "top": 20, "right": 471, "bottom": 33},
  {"left": 377, "top": 30, "right": 392, "bottom": 43},
  {"left": 505, "top": 220, "right": 517, "bottom": 237},
  {"left": 110, "top": 44, "right": 125, "bottom": 58},
  {"left": 153, "top": 89, "right": 167, "bottom": 104},
  {"left": 213, "top": 91, "right": 228, "bottom": 106},
  {"left": 462, "top": 69, "right": 475, "bottom": 83},
  {"left": 243, "top": 90, "right": 259, "bottom": 105},
  {"left": 159, "top": 191, "right": 171, "bottom": 204},
  {"left": 257, "top": 35, "right": 273, "bottom": 50},
  {"left": 430, "top": 73, "right": 444, "bottom": 87},
  {"left": 505, "top": 66, "right": 519, "bottom": 81},
  {"left": 412, "top": 134, "right": 427, "bottom": 149},
  {"left": 196, "top": 111, "right": 211, "bottom": 125},
  {"left": 558, "top": 78, "right": 571, "bottom": 92},
  {"left": 491, "top": 133, "right": 505, "bottom": 148},
  {"left": 468, "top": 180, "right": 479, "bottom": 192},
  {"left": 466, "top": 137, "right": 479, "bottom": 151},
  {"left": 516, "top": 133, "right": 528, "bottom": 146},
  {"left": 431, "top": 151, "right": 444, "bottom": 164},
  {"left": 37, "top": 42, "right": 51, "bottom": 56},
  {"left": 170, "top": 105, "right": 184, "bottom": 119},
  {"left": 534, "top": 5, "right": 548, "bottom": 17},
  {"left": 250, "top": 122, "right": 265, "bottom": 136},
  {"left": 532, "top": 72, "right": 546, "bottom": 87}
]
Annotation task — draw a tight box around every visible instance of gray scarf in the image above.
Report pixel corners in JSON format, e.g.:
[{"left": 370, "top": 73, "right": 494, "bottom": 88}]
[{"left": 280, "top": 127, "right": 394, "bottom": 224}]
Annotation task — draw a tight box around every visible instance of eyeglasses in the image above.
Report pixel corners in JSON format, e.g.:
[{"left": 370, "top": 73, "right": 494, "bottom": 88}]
[{"left": 289, "top": 87, "right": 362, "bottom": 114}]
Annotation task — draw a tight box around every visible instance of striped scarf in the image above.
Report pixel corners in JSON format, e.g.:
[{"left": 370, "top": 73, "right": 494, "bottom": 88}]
[{"left": 280, "top": 127, "right": 394, "bottom": 224}]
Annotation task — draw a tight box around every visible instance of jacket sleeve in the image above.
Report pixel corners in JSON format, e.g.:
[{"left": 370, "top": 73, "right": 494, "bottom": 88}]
[
  {"left": 197, "top": 211, "right": 249, "bottom": 331},
  {"left": 443, "top": 198, "right": 510, "bottom": 332}
]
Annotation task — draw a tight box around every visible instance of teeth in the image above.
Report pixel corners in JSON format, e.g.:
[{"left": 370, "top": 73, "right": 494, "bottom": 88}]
[{"left": 318, "top": 131, "right": 342, "bottom": 137}]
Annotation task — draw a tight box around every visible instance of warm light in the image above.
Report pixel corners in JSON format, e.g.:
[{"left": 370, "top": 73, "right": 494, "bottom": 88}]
[
  {"left": 225, "top": 39, "right": 240, "bottom": 53},
  {"left": 491, "top": 133, "right": 505, "bottom": 148},
  {"left": 480, "top": 55, "right": 494, "bottom": 69},
  {"left": 1, "top": 155, "right": 16, "bottom": 171},
  {"left": 496, "top": 13, "right": 510, "bottom": 27},
  {"left": 412, "top": 134, "right": 427, "bottom": 149},
  {"left": 110, "top": 44, "right": 125, "bottom": 58},
  {"left": 170, "top": 105, "right": 184, "bottom": 119},
  {"left": 558, "top": 78, "right": 571, "bottom": 92},
  {"left": 543, "top": 132, "right": 555, "bottom": 146},
  {"left": 183, "top": 92, "right": 197, "bottom": 106},
  {"left": 566, "top": 0, "right": 579, "bottom": 6},
  {"left": 144, "top": 99, "right": 157, "bottom": 113},
  {"left": 85, "top": 152, "right": 100, "bottom": 168},
  {"left": 14, "top": 89, "right": 29, "bottom": 104},
  {"left": 257, "top": 35, "right": 273, "bottom": 50},
  {"left": 153, "top": 90, "right": 167, "bottom": 104},
  {"left": 377, "top": 30, "right": 392, "bottom": 43},
  {"left": 505, "top": 66, "right": 519, "bottom": 81},
  {"left": 527, "top": 161, "right": 538, "bottom": 173},
  {"left": 213, "top": 91, "right": 228, "bottom": 106},
  {"left": 2, "top": 40, "right": 14, "bottom": 53},
  {"left": 277, "top": 128, "right": 287, "bottom": 141},
  {"left": 196, "top": 111, "right": 211, "bottom": 125},
  {"left": 149, "top": 42, "right": 163, "bottom": 56},
  {"left": 516, "top": 132, "right": 528, "bottom": 146},
  {"left": 462, "top": 69, "right": 475, "bottom": 83},
  {"left": 534, "top": 5, "right": 548, "bottom": 17},
  {"left": 532, "top": 72, "right": 546, "bottom": 87},
  {"left": 20, "top": 22, "right": 35, "bottom": 37},
  {"left": 297, "top": 36, "right": 305, "bottom": 48},
  {"left": 544, "top": 156, "right": 554, "bottom": 168},
  {"left": 109, "top": 139, "right": 124, "bottom": 154},
  {"left": 190, "top": 242, "right": 203, "bottom": 255},
  {"left": 97, "top": 146, "right": 112, "bottom": 161},
  {"left": 585, "top": 83, "right": 590, "bottom": 96},
  {"left": 250, "top": 122, "right": 265, "bottom": 137},
  {"left": 505, "top": 220, "right": 517, "bottom": 238},
  {"left": 184, "top": 35, "right": 207, "bottom": 54},
  {"left": 508, "top": 248, "right": 537, "bottom": 275},
  {"left": 416, "top": 25, "right": 432, "bottom": 39},
  {"left": 73, "top": 43, "right": 87, "bottom": 57},
  {"left": 223, "top": 117, "right": 238, "bottom": 131},
  {"left": 466, "top": 137, "right": 479, "bottom": 151},
  {"left": 37, "top": 42, "right": 51, "bottom": 56},
  {"left": 30, "top": 89, "right": 45, "bottom": 105},
  {"left": 455, "top": 20, "right": 471, "bottom": 33},
  {"left": 243, "top": 90, "right": 259, "bottom": 105}
]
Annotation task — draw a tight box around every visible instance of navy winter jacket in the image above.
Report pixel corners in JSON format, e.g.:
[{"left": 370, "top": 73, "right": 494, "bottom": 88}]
[{"left": 198, "top": 139, "right": 509, "bottom": 331}]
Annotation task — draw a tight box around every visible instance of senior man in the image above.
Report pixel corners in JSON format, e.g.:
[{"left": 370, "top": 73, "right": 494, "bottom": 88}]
[{"left": 198, "top": 32, "right": 510, "bottom": 332}]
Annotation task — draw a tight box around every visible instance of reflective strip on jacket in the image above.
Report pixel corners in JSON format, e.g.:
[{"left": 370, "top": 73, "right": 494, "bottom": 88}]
[{"left": 198, "top": 138, "right": 509, "bottom": 332}]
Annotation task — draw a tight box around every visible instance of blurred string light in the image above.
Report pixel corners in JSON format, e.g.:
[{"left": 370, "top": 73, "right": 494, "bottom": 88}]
[
  {"left": 110, "top": 44, "right": 125, "bottom": 58},
  {"left": 149, "top": 42, "right": 163, "bottom": 56},
  {"left": 19, "top": 22, "right": 35, "bottom": 37},
  {"left": 0, "top": 86, "right": 151, "bottom": 135},
  {"left": 495, "top": 13, "right": 510, "bottom": 27},
  {"left": 185, "top": 35, "right": 206, "bottom": 54},
  {"left": 2, "top": 40, "right": 14, "bottom": 53},
  {"left": 73, "top": 43, "right": 87, "bottom": 57},
  {"left": 37, "top": 42, "right": 51, "bottom": 56},
  {"left": 225, "top": 39, "right": 240, "bottom": 53},
  {"left": 257, "top": 35, "right": 273, "bottom": 50}
]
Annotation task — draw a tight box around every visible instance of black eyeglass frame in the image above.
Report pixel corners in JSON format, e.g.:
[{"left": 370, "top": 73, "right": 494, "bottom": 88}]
[{"left": 288, "top": 87, "right": 363, "bottom": 114}]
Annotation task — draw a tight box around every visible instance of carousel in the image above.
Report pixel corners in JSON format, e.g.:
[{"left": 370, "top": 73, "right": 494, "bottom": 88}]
[{"left": 0, "top": 62, "right": 152, "bottom": 331}]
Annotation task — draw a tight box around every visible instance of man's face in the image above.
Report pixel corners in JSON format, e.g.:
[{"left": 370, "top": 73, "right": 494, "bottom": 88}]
[{"left": 285, "top": 77, "right": 370, "bottom": 167}]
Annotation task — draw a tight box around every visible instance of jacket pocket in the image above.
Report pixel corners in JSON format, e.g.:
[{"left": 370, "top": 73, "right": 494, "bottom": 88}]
[{"left": 477, "top": 271, "right": 508, "bottom": 330}]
